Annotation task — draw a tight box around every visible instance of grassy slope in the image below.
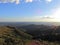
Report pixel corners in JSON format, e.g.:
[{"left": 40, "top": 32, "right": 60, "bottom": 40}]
[{"left": 0, "top": 26, "right": 32, "bottom": 45}]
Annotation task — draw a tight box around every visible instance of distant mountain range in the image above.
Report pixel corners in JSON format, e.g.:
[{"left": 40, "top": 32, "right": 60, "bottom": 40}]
[{"left": 0, "top": 22, "right": 60, "bottom": 26}]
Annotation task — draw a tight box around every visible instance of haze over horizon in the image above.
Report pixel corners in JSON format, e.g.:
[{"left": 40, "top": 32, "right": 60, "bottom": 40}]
[{"left": 0, "top": 0, "right": 60, "bottom": 22}]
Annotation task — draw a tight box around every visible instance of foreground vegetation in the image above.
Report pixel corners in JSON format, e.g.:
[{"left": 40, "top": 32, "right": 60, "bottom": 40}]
[{"left": 0, "top": 25, "right": 60, "bottom": 45}]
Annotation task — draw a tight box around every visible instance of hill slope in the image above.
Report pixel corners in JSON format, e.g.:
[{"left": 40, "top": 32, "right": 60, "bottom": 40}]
[{"left": 0, "top": 26, "right": 32, "bottom": 45}]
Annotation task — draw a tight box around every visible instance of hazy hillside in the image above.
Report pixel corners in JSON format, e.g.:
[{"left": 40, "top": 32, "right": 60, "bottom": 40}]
[{"left": 17, "top": 24, "right": 60, "bottom": 41}]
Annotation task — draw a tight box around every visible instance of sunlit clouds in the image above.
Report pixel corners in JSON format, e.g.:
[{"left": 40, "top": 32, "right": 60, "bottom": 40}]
[
  {"left": 25, "top": 0, "right": 33, "bottom": 3},
  {"left": 45, "top": 0, "right": 52, "bottom": 3},
  {"left": 39, "top": 8, "right": 60, "bottom": 19},
  {"left": 0, "top": 0, "right": 60, "bottom": 22},
  {"left": 0, "top": 0, "right": 20, "bottom": 4},
  {"left": 32, "top": 7, "right": 60, "bottom": 22},
  {"left": 51, "top": 8, "right": 60, "bottom": 19},
  {"left": 15, "top": 0, "right": 20, "bottom": 4},
  {"left": 0, "top": 0, "right": 53, "bottom": 4}
]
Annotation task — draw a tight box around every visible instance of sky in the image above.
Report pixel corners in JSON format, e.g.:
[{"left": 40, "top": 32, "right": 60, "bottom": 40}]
[{"left": 0, "top": 0, "right": 60, "bottom": 22}]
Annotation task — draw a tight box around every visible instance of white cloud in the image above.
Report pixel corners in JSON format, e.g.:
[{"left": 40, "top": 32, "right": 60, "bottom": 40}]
[
  {"left": 15, "top": 0, "right": 20, "bottom": 4},
  {"left": 45, "top": 0, "right": 52, "bottom": 3},
  {"left": 9, "top": 0, "right": 15, "bottom": 3},
  {"left": 0, "top": 0, "right": 20, "bottom": 4},
  {"left": 25, "top": 0, "right": 33, "bottom": 3},
  {"left": 0, "top": 0, "right": 53, "bottom": 4}
]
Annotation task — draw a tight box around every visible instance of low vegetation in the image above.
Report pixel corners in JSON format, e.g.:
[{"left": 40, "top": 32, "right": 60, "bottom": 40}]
[{"left": 0, "top": 25, "right": 60, "bottom": 45}]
